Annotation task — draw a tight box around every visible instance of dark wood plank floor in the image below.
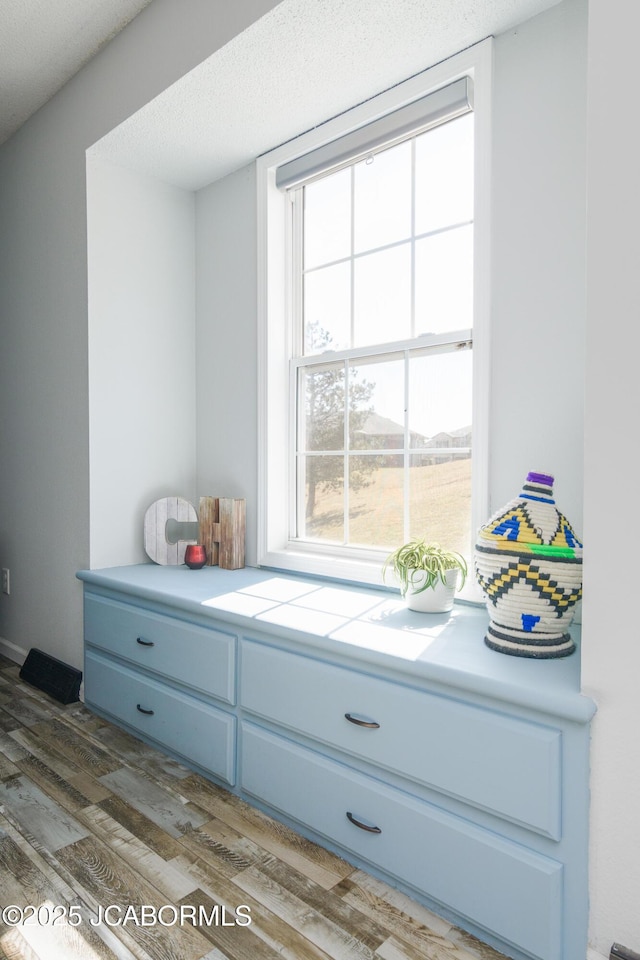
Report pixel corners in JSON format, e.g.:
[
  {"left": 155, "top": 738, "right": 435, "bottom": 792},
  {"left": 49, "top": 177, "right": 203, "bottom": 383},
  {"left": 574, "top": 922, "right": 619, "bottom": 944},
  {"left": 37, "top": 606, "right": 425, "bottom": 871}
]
[{"left": 0, "top": 653, "right": 506, "bottom": 960}]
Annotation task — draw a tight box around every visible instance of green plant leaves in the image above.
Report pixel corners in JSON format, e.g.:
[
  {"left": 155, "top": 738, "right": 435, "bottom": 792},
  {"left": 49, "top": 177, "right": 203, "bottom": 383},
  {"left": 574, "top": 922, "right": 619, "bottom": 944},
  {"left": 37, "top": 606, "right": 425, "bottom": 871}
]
[{"left": 383, "top": 539, "right": 467, "bottom": 596}]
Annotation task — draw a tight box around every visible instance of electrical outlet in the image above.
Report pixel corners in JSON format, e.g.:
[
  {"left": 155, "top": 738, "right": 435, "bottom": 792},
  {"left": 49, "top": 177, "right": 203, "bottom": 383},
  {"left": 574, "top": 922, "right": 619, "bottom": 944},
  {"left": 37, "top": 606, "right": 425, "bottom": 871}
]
[{"left": 1, "top": 568, "right": 9, "bottom": 595}]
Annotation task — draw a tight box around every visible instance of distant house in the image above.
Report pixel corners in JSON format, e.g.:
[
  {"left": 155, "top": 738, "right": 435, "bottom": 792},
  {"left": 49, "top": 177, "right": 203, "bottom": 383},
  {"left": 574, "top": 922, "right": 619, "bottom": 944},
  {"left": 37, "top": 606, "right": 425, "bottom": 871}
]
[
  {"left": 424, "top": 425, "right": 472, "bottom": 449},
  {"left": 354, "top": 413, "right": 423, "bottom": 451},
  {"left": 353, "top": 415, "right": 471, "bottom": 466},
  {"left": 418, "top": 425, "right": 472, "bottom": 465}
]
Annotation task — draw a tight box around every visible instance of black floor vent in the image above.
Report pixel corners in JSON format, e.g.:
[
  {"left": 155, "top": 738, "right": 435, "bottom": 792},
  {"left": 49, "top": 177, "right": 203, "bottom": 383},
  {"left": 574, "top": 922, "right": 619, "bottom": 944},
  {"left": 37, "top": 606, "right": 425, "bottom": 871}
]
[
  {"left": 19, "top": 648, "right": 82, "bottom": 704},
  {"left": 611, "top": 946, "right": 640, "bottom": 960}
]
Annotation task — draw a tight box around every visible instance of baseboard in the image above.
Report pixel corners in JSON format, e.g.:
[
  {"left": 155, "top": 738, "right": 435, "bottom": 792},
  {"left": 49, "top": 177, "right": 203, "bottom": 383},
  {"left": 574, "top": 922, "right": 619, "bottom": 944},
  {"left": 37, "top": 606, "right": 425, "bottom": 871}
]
[{"left": 0, "top": 636, "right": 28, "bottom": 665}]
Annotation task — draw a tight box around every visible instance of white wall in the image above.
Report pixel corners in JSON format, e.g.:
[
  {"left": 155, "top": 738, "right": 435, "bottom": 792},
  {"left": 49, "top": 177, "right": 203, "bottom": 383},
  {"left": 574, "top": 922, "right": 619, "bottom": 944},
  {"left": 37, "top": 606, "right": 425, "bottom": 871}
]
[
  {"left": 582, "top": 0, "right": 640, "bottom": 954},
  {"left": 190, "top": 1, "right": 588, "bottom": 563},
  {"left": 87, "top": 157, "right": 197, "bottom": 568},
  {"left": 0, "top": 0, "right": 587, "bottom": 666},
  {"left": 195, "top": 165, "right": 259, "bottom": 565},
  {"left": 0, "top": 0, "right": 282, "bottom": 669},
  {"left": 5, "top": 0, "right": 637, "bottom": 955},
  {"left": 490, "top": 0, "right": 586, "bottom": 521}
]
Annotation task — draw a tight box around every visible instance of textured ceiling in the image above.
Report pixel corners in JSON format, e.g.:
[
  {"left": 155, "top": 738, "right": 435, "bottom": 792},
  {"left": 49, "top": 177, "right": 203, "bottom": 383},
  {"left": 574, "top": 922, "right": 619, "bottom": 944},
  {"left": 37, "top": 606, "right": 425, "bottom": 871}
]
[
  {"left": 0, "top": 0, "right": 154, "bottom": 146},
  {"left": 3, "top": 0, "right": 562, "bottom": 186},
  {"left": 90, "top": 0, "right": 563, "bottom": 190}
]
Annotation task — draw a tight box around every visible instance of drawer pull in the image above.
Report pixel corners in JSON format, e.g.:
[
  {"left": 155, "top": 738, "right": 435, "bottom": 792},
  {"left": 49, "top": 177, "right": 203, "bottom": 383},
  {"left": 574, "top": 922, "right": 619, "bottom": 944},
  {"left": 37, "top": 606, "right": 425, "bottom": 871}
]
[
  {"left": 136, "top": 637, "right": 155, "bottom": 647},
  {"left": 345, "top": 712, "right": 380, "bottom": 729},
  {"left": 136, "top": 704, "right": 154, "bottom": 715},
  {"left": 346, "top": 811, "right": 382, "bottom": 834}
]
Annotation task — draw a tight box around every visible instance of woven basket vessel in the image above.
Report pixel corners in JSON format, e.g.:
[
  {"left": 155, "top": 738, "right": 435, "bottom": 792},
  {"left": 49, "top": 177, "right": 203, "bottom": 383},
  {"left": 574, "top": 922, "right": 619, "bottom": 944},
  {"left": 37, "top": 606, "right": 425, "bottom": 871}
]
[{"left": 474, "top": 471, "right": 583, "bottom": 658}]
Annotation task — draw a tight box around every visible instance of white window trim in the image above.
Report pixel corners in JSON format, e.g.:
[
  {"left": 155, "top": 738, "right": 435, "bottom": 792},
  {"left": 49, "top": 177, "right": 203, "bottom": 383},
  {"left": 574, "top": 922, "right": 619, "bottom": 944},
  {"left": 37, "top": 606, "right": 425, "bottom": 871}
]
[{"left": 257, "top": 39, "right": 492, "bottom": 596}]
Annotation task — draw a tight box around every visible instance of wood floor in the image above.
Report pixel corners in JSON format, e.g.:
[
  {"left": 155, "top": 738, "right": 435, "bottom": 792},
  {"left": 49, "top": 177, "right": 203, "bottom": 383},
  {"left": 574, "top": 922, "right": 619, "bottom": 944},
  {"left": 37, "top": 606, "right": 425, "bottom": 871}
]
[{"left": 0, "top": 653, "right": 506, "bottom": 960}]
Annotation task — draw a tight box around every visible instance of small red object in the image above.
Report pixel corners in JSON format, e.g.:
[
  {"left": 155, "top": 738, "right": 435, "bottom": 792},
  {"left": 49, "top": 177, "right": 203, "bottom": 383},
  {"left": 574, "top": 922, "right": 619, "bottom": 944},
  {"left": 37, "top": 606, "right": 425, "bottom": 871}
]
[{"left": 184, "top": 544, "right": 207, "bottom": 569}]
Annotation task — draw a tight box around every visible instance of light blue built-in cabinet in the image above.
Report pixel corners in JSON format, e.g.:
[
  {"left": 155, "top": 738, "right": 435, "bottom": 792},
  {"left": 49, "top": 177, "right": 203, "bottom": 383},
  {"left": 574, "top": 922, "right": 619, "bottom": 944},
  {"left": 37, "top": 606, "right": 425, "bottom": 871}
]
[{"left": 77, "top": 564, "right": 595, "bottom": 960}]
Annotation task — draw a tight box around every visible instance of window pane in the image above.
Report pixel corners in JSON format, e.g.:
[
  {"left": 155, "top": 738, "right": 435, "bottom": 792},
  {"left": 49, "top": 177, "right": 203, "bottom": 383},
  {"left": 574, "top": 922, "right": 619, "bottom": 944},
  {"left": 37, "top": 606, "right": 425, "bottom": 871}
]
[
  {"left": 415, "top": 113, "right": 474, "bottom": 235},
  {"left": 304, "top": 168, "right": 351, "bottom": 269},
  {"left": 291, "top": 101, "right": 476, "bottom": 571},
  {"left": 301, "top": 364, "right": 345, "bottom": 452},
  {"left": 415, "top": 225, "right": 473, "bottom": 335},
  {"left": 354, "top": 244, "right": 411, "bottom": 346},
  {"left": 408, "top": 349, "right": 472, "bottom": 443},
  {"left": 354, "top": 140, "right": 411, "bottom": 254},
  {"left": 348, "top": 357, "right": 404, "bottom": 450},
  {"left": 408, "top": 349, "right": 472, "bottom": 559},
  {"left": 299, "top": 455, "right": 344, "bottom": 542},
  {"left": 304, "top": 262, "right": 351, "bottom": 353},
  {"left": 348, "top": 455, "right": 404, "bottom": 548},
  {"left": 409, "top": 454, "right": 472, "bottom": 560}
]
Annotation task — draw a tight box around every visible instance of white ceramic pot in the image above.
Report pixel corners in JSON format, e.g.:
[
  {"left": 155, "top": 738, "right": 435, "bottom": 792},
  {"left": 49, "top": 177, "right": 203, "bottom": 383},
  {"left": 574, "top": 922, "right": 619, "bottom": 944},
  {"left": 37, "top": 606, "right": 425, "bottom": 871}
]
[{"left": 406, "top": 568, "right": 459, "bottom": 613}]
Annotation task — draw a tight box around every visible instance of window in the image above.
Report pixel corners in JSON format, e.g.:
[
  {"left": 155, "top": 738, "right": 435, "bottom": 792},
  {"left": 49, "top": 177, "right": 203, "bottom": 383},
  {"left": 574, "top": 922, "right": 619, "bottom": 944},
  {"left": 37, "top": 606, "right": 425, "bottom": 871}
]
[{"left": 258, "top": 43, "right": 491, "bottom": 595}]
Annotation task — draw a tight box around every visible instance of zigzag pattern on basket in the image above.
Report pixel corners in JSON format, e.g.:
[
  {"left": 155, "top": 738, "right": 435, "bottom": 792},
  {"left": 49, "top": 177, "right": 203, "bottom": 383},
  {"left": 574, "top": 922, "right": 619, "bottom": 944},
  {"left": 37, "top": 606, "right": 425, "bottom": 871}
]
[
  {"left": 474, "top": 471, "right": 582, "bottom": 658},
  {"left": 480, "top": 502, "right": 583, "bottom": 553},
  {"left": 476, "top": 559, "right": 583, "bottom": 615}
]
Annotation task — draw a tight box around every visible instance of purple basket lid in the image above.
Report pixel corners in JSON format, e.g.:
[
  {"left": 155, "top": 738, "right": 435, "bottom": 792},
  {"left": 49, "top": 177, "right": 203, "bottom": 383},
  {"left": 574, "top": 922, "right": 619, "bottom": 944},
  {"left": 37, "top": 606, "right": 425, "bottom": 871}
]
[{"left": 526, "top": 471, "right": 554, "bottom": 487}]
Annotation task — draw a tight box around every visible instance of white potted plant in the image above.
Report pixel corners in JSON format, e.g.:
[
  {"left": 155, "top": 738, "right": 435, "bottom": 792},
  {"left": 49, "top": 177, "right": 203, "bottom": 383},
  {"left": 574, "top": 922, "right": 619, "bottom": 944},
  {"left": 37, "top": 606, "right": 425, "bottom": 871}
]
[{"left": 383, "top": 539, "right": 467, "bottom": 612}]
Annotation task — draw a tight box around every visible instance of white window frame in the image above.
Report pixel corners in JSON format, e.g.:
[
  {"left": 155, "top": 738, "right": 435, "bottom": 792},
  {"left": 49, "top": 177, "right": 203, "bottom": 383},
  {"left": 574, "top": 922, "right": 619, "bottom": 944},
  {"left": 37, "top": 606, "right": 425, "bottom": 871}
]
[{"left": 257, "top": 39, "right": 492, "bottom": 596}]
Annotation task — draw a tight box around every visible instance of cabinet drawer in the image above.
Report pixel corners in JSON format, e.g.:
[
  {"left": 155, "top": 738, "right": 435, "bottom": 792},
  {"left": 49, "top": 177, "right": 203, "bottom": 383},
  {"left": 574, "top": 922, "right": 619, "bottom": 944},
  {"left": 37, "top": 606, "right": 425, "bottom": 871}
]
[
  {"left": 241, "top": 640, "right": 561, "bottom": 837},
  {"left": 85, "top": 651, "right": 235, "bottom": 785},
  {"left": 85, "top": 594, "right": 235, "bottom": 704},
  {"left": 241, "top": 723, "right": 562, "bottom": 960}
]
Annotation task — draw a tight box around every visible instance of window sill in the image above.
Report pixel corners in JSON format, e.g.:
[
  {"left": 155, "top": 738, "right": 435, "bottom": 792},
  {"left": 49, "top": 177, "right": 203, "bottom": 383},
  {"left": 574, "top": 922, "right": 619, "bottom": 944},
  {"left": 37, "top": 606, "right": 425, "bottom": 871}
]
[{"left": 259, "top": 543, "right": 486, "bottom": 605}]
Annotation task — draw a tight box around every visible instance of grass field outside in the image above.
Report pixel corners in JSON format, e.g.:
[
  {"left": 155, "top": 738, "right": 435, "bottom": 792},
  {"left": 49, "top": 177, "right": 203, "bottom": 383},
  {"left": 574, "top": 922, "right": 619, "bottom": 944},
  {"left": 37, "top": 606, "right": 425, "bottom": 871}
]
[{"left": 304, "top": 457, "right": 472, "bottom": 557}]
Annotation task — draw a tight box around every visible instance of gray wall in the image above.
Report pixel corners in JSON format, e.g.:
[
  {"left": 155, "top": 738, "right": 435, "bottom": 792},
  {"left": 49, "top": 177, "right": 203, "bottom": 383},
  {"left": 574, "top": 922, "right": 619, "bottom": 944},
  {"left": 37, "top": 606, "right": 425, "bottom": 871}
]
[
  {"left": 195, "top": 165, "right": 259, "bottom": 565},
  {"left": 0, "top": 0, "right": 586, "bottom": 668},
  {"left": 6, "top": 0, "right": 639, "bottom": 954},
  {"left": 0, "top": 0, "right": 282, "bottom": 667},
  {"left": 190, "top": 0, "right": 587, "bottom": 560},
  {"left": 582, "top": 0, "right": 640, "bottom": 954},
  {"left": 87, "top": 157, "right": 197, "bottom": 570},
  {"left": 490, "top": 1, "right": 586, "bottom": 514}
]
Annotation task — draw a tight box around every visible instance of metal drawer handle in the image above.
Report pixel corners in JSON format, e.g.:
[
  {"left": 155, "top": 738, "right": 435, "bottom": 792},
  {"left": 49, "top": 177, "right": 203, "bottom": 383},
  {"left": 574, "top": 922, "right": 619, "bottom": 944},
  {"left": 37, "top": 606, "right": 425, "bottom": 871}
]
[
  {"left": 136, "top": 637, "right": 154, "bottom": 647},
  {"left": 345, "top": 712, "right": 380, "bottom": 729},
  {"left": 136, "top": 704, "right": 154, "bottom": 715},
  {"left": 346, "top": 811, "right": 382, "bottom": 834}
]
